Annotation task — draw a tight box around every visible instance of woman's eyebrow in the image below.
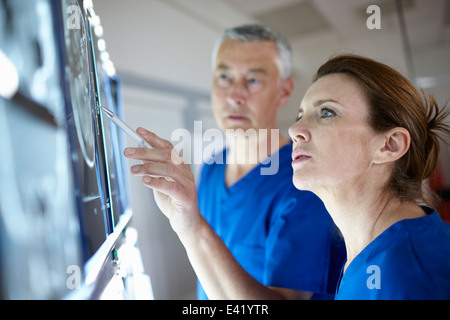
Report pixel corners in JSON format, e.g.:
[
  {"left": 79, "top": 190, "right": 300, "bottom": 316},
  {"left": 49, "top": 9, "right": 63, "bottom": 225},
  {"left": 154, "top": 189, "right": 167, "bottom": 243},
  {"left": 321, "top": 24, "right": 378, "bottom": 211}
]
[
  {"left": 297, "top": 99, "right": 339, "bottom": 113},
  {"left": 313, "top": 99, "right": 339, "bottom": 108}
]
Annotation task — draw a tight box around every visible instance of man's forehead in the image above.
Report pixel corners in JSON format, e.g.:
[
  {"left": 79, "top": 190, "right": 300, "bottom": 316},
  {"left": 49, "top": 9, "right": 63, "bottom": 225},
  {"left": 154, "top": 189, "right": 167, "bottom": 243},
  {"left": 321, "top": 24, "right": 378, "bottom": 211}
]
[
  {"left": 216, "top": 39, "right": 278, "bottom": 59},
  {"left": 214, "top": 39, "right": 281, "bottom": 78}
]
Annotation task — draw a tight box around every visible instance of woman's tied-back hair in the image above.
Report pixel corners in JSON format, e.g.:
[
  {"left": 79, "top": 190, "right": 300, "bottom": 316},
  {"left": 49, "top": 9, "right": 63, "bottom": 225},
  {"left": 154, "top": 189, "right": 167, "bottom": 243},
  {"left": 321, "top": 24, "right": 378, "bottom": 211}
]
[
  {"left": 314, "top": 54, "right": 450, "bottom": 209},
  {"left": 211, "top": 24, "right": 293, "bottom": 81}
]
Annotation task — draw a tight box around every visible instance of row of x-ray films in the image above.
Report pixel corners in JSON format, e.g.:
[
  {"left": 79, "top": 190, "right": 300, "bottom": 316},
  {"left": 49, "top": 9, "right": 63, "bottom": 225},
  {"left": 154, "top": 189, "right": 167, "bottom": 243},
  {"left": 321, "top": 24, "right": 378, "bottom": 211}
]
[{"left": 0, "top": 0, "right": 129, "bottom": 299}]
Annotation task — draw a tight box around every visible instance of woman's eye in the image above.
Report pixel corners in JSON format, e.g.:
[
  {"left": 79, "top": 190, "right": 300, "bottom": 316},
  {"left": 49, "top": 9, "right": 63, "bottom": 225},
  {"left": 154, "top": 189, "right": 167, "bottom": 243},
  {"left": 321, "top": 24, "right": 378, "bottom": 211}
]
[{"left": 320, "top": 108, "right": 336, "bottom": 118}]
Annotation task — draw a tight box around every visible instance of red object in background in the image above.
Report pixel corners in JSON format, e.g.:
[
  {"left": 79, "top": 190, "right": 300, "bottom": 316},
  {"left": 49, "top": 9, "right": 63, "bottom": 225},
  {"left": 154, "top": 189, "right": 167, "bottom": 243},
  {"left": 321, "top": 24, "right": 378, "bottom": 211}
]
[{"left": 430, "top": 161, "right": 450, "bottom": 223}]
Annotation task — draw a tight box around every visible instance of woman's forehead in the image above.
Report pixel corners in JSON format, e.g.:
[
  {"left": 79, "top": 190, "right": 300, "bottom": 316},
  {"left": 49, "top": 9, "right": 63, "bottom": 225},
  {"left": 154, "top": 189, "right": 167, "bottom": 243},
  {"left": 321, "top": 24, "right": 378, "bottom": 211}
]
[{"left": 301, "top": 73, "right": 368, "bottom": 111}]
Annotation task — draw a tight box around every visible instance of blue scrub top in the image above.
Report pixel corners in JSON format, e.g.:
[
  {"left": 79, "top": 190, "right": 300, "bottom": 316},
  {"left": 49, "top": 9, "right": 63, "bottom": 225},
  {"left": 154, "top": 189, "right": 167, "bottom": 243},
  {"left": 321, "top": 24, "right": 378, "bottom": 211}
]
[
  {"left": 197, "top": 143, "right": 346, "bottom": 299},
  {"left": 336, "top": 210, "right": 450, "bottom": 300}
]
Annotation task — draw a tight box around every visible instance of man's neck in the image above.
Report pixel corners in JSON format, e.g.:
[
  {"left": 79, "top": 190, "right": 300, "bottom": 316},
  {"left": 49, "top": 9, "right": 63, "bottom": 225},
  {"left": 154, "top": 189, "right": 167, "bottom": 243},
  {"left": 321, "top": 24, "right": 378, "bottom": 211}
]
[{"left": 225, "top": 130, "right": 290, "bottom": 187}]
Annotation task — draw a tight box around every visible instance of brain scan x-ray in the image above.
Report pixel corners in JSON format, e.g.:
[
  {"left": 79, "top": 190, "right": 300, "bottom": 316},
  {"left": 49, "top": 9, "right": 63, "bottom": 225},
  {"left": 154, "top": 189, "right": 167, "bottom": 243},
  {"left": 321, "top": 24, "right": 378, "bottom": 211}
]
[
  {"left": 0, "top": 0, "right": 130, "bottom": 299},
  {"left": 0, "top": 0, "right": 83, "bottom": 299},
  {"left": 62, "top": 0, "right": 110, "bottom": 255}
]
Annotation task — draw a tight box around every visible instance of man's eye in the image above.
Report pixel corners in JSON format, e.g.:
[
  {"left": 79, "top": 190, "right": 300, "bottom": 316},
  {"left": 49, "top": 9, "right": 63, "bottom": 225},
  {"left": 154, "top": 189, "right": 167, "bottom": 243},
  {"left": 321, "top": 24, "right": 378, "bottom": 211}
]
[
  {"left": 248, "top": 78, "right": 259, "bottom": 84},
  {"left": 217, "top": 74, "right": 232, "bottom": 87}
]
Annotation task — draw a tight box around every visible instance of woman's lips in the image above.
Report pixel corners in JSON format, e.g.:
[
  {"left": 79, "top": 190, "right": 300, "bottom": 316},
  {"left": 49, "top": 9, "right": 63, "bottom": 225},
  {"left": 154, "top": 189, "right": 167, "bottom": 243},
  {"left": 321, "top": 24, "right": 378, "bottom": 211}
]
[{"left": 292, "top": 149, "right": 312, "bottom": 165}]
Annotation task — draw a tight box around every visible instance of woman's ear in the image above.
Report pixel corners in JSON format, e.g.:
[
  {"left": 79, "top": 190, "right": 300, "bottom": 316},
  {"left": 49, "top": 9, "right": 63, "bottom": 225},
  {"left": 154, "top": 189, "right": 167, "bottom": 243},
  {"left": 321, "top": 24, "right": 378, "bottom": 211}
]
[{"left": 373, "top": 127, "right": 411, "bottom": 164}]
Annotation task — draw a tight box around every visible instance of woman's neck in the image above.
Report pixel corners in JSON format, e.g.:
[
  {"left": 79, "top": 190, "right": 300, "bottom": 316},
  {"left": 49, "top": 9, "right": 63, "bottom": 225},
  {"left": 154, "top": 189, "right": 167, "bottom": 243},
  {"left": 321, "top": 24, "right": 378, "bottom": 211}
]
[{"left": 317, "top": 184, "right": 425, "bottom": 272}]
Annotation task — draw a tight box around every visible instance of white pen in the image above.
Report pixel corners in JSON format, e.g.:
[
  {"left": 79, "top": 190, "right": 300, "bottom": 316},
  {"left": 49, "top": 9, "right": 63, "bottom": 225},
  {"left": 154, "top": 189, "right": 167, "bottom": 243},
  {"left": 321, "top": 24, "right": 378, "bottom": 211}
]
[{"left": 101, "top": 106, "right": 151, "bottom": 148}]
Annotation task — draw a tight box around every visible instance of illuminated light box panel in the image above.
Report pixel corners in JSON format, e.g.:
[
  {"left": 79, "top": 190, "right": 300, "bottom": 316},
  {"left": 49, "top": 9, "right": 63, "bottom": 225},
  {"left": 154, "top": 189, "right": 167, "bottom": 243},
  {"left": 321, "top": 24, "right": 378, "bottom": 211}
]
[{"left": 0, "top": 0, "right": 135, "bottom": 299}]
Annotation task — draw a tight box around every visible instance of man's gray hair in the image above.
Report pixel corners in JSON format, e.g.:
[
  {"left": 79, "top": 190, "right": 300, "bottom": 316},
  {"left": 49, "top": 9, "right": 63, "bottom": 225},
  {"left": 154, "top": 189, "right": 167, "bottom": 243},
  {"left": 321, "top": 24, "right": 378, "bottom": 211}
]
[{"left": 211, "top": 24, "right": 293, "bottom": 80}]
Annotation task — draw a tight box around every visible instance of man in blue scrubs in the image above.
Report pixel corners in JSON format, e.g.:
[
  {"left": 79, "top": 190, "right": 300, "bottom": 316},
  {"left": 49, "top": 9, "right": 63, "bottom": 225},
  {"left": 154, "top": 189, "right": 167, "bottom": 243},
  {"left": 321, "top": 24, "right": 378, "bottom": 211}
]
[
  {"left": 125, "top": 24, "right": 345, "bottom": 299},
  {"left": 196, "top": 24, "right": 345, "bottom": 299}
]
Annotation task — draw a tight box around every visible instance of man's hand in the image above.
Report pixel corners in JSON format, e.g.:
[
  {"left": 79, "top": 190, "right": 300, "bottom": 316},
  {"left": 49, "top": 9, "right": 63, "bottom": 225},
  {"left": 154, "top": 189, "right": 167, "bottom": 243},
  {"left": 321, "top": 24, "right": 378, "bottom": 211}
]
[
  {"left": 123, "top": 128, "right": 312, "bottom": 300},
  {"left": 124, "top": 127, "right": 201, "bottom": 234}
]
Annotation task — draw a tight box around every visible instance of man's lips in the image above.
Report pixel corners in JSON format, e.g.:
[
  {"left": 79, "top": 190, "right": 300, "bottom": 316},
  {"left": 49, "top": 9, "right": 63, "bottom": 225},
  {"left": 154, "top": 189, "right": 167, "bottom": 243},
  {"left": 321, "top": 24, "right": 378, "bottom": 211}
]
[
  {"left": 226, "top": 113, "right": 249, "bottom": 121},
  {"left": 292, "top": 149, "right": 312, "bottom": 163}
]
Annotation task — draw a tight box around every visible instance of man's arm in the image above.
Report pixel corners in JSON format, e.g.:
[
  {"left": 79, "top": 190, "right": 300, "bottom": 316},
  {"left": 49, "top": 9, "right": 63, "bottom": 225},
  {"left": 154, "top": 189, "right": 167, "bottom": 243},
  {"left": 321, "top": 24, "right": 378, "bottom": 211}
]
[{"left": 124, "top": 127, "right": 312, "bottom": 300}]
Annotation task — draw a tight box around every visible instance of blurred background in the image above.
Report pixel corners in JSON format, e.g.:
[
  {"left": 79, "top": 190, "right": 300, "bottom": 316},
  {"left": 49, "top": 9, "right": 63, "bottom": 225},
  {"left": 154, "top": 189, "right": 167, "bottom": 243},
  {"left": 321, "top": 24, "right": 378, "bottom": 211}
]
[{"left": 93, "top": 0, "right": 450, "bottom": 299}]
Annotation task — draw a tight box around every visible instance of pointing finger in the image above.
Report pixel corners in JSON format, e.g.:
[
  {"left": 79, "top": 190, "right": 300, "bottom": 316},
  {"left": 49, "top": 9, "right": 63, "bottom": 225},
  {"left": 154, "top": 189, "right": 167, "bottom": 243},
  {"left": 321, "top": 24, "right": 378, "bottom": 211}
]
[{"left": 136, "top": 127, "right": 173, "bottom": 149}]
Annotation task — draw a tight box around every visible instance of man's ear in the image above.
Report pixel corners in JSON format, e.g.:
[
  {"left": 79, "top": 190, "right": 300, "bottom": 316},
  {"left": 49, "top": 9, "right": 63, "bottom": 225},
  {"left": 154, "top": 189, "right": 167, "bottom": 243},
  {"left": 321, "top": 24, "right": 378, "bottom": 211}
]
[
  {"left": 278, "top": 77, "right": 294, "bottom": 108},
  {"left": 373, "top": 127, "right": 411, "bottom": 164}
]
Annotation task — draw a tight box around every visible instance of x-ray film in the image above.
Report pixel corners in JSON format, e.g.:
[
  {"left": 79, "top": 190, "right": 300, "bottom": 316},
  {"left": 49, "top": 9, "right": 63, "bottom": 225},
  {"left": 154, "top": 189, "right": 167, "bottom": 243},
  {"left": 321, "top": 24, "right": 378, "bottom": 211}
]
[
  {"left": 0, "top": 0, "right": 83, "bottom": 299},
  {"left": 61, "top": 0, "right": 110, "bottom": 254},
  {"left": 0, "top": 0, "right": 132, "bottom": 299},
  {"left": 87, "top": 7, "right": 128, "bottom": 229}
]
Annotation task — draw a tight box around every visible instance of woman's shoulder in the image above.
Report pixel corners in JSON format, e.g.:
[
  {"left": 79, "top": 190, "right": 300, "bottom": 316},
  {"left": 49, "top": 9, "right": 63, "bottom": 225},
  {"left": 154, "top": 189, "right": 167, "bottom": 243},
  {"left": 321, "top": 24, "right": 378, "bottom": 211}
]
[
  {"left": 373, "top": 212, "right": 450, "bottom": 298},
  {"left": 379, "top": 211, "right": 450, "bottom": 264},
  {"left": 338, "top": 212, "right": 450, "bottom": 299}
]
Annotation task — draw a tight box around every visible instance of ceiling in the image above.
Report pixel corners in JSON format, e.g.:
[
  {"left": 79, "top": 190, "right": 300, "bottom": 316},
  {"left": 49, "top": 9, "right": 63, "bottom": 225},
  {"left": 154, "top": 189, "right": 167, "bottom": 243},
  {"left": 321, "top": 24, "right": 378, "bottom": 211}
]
[
  {"left": 223, "top": 0, "right": 450, "bottom": 47},
  {"left": 164, "top": 0, "right": 450, "bottom": 84}
]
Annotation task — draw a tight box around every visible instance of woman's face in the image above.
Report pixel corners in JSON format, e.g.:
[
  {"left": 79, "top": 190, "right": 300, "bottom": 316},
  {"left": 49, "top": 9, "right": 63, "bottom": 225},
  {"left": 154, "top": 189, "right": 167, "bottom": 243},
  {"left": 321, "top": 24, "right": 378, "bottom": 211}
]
[{"left": 288, "top": 73, "right": 382, "bottom": 193}]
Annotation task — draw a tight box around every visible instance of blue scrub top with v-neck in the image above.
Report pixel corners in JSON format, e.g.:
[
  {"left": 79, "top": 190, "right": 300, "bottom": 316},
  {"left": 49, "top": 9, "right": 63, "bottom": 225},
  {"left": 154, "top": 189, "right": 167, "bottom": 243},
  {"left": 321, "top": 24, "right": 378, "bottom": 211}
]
[
  {"left": 335, "top": 210, "right": 450, "bottom": 300},
  {"left": 197, "top": 143, "right": 346, "bottom": 300}
]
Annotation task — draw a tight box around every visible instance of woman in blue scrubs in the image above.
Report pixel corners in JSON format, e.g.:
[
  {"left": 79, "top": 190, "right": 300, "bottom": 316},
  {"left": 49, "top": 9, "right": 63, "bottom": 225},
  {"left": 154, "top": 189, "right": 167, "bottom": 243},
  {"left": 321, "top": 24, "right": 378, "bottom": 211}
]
[{"left": 289, "top": 54, "right": 450, "bottom": 299}]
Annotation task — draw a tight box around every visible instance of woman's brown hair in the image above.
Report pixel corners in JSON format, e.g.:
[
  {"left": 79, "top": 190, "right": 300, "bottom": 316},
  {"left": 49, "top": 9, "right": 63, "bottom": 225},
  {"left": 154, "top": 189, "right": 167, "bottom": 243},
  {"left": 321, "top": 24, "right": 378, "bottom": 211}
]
[{"left": 313, "top": 54, "right": 450, "bottom": 209}]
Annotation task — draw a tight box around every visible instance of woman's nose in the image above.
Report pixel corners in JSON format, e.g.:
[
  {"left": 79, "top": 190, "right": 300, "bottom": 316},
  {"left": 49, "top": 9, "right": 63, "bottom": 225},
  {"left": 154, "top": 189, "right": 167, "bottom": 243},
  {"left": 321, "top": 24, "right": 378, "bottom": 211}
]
[{"left": 289, "top": 119, "right": 311, "bottom": 143}]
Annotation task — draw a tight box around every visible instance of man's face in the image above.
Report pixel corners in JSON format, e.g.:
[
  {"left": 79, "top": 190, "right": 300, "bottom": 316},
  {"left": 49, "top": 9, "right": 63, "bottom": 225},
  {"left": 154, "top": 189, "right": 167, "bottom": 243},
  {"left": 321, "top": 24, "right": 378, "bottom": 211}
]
[{"left": 211, "top": 38, "right": 292, "bottom": 133}]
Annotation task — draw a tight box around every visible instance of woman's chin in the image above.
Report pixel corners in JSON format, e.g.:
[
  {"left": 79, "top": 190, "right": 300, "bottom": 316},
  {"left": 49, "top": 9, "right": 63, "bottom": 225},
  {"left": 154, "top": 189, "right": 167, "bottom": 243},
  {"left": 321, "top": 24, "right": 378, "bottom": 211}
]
[{"left": 292, "top": 176, "right": 313, "bottom": 192}]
